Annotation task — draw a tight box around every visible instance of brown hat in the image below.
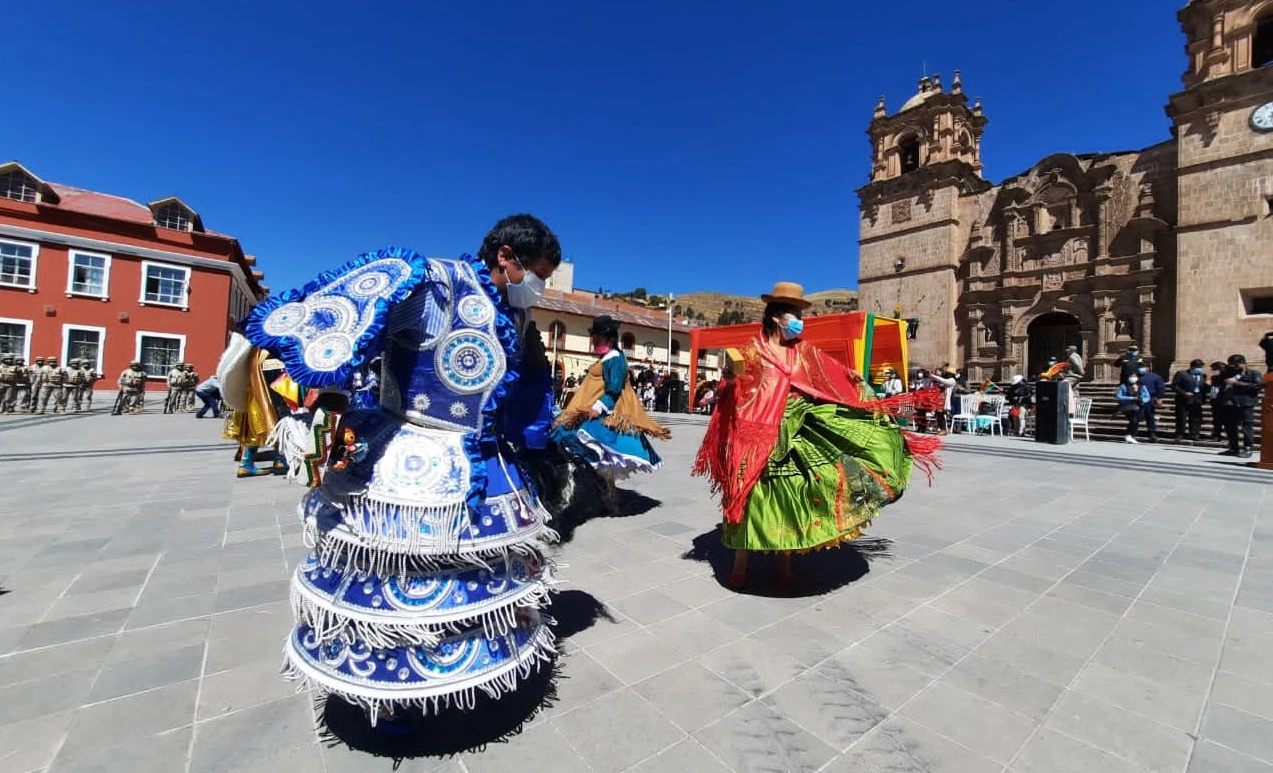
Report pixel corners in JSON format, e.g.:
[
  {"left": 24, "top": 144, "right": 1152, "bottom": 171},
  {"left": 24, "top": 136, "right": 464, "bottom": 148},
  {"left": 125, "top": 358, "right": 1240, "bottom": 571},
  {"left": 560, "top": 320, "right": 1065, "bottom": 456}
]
[{"left": 760, "top": 281, "right": 811, "bottom": 310}]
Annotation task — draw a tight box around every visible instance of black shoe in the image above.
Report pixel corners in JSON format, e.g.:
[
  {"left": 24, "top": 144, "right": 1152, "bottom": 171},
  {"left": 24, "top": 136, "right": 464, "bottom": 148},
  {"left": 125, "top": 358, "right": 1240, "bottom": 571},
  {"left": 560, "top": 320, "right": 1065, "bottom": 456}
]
[{"left": 1219, "top": 449, "right": 1239, "bottom": 456}]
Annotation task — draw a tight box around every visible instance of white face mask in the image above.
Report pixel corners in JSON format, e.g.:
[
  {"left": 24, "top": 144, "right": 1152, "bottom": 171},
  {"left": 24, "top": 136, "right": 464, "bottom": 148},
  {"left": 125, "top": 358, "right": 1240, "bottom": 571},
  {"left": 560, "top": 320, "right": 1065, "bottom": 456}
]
[{"left": 506, "top": 271, "right": 546, "bottom": 309}]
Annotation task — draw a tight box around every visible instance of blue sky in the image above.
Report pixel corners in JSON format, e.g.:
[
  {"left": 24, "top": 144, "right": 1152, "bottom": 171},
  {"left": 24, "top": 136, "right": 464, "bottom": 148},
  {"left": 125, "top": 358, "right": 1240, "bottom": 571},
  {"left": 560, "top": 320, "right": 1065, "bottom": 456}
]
[{"left": 5, "top": 0, "right": 1183, "bottom": 296}]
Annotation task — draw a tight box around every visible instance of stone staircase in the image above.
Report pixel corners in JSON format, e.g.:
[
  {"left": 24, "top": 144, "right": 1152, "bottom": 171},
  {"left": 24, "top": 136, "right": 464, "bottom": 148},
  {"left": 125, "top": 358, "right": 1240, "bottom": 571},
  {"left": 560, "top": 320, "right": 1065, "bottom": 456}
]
[{"left": 1073, "top": 384, "right": 1262, "bottom": 446}]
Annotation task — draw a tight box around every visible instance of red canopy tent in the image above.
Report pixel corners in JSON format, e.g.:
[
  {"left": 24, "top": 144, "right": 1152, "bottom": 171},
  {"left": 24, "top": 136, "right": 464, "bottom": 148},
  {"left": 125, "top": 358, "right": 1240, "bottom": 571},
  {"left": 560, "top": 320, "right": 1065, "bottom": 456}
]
[{"left": 687, "top": 311, "right": 911, "bottom": 393}]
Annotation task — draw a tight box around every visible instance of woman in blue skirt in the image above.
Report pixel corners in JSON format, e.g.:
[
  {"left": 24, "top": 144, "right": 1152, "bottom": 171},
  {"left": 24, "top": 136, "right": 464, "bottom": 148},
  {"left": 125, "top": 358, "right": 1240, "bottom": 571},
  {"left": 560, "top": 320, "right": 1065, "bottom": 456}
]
[{"left": 551, "top": 315, "right": 669, "bottom": 501}]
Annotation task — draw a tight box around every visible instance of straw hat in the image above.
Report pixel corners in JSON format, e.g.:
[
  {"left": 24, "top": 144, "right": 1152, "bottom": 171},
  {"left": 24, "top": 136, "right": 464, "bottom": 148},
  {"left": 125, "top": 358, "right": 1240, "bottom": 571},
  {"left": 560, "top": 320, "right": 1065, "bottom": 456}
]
[{"left": 760, "top": 281, "right": 812, "bottom": 310}]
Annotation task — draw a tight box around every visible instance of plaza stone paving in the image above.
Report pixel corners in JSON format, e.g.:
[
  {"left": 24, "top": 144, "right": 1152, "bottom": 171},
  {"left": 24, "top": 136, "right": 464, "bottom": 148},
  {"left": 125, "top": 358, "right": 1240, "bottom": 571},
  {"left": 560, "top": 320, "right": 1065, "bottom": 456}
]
[{"left": 3, "top": 402, "right": 1273, "bottom": 773}]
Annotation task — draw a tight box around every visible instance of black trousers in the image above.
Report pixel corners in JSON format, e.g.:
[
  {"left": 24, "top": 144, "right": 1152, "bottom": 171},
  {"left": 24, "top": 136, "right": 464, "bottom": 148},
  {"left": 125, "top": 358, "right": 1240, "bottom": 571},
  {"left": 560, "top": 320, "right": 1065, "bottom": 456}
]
[
  {"left": 1139, "top": 403, "right": 1158, "bottom": 438},
  {"left": 1121, "top": 405, "right": 1141, "bottom": 436},
  {"left": 1174, "top": 398, "right": 1203, "bottom": 439},
  {"left": 1220, "top": 403, "right": 1255, "bottom": 451}
]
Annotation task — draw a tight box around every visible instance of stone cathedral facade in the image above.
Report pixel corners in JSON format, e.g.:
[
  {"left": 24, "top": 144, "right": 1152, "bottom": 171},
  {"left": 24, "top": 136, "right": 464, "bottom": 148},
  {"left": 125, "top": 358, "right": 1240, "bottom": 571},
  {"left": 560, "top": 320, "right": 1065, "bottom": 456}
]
[{"left": 857, "top": 0, "right": 1273, "bottom": 382}]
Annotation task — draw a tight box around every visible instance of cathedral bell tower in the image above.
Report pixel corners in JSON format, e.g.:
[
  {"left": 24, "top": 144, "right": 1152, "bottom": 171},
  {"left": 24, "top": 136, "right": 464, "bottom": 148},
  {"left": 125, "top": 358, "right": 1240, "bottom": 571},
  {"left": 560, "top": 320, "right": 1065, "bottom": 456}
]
[
  {"left": 856, "top": 71, "right": 991, "bottom": 370},
  {"left": 1166, "top": 0, "right": 1273, "bottom": 371}
]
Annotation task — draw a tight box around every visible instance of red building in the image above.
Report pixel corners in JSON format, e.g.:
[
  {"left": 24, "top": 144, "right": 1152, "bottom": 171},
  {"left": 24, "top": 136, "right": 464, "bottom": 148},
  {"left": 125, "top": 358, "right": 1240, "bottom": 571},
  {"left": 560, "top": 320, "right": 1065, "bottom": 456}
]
[{"left": 0, "top": 161, "right": 267, "bottom": 390}]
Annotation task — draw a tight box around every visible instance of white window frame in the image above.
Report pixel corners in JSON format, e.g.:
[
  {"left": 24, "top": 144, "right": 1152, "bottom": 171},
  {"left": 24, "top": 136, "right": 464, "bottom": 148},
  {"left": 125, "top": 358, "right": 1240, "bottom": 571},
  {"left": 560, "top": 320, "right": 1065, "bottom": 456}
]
[
  {"left": 0, "top": 238, "right": 39, "bottom": 292},
  {"left": 65, "top": 249, "right": 112, "bottom": 299},
  {"left": 0, "top": 316, "right": 33, "bottom": 361},
  {"left": 138, "top": 260, "right": 190, "bottom": 309},
  {"left": 134, "top": 330, "right": 187, "bottom": 380},
  {"left": 62, "top": 324, "right": 107, "bottom": 374}
]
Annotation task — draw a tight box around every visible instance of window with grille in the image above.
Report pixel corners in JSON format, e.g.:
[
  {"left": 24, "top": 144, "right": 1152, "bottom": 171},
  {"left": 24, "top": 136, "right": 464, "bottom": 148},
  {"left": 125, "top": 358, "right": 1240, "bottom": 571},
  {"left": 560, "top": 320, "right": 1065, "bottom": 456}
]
[
  {"left": 0, "top": 170, "right": 37, "bottom": 203},
  {"left": 65, "top": 327, "right": 102, "bottom": 371},
  {"left": 69, "top": 251, "right": 109, "bottom": 297},
  {"left": 155, "top": 203, "right": 190, "bottom": 231},
  {"left": 142, "top": 262, "right": 189, "bottom": 306},
  {"left": 0, "top": 240, "right": 36, "bottom": 288},
  {"left": 0, "top": 321, "right": 29, "bottom": 358},
  {"left": 138, "top": 334, "right": 182, "bottom": 377}
]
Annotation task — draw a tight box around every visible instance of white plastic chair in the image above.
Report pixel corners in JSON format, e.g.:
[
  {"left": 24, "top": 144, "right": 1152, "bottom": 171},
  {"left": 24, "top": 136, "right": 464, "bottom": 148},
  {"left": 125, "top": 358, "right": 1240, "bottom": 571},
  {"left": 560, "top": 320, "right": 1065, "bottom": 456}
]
[
  {"left": 951, "top": 393, "right": 982, "bottom": 434},
  {"left": 979, "top": 394, "right": 1006, "bottom": 436},
  {"left": 1069, "top": 397, "right": 1093, "bottom": 442}
]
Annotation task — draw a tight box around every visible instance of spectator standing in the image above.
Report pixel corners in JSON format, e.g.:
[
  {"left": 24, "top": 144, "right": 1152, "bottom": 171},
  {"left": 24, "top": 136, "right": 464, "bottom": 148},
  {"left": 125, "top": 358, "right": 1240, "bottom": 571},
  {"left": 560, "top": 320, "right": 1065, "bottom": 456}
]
[
  {"left": 1171, "top": 359, "right": 1207, "bottom": 442},
  {"left": 1116, "top": 373, "right": 1153, "bottom": 444},
  {"left": 1215, "top": 354, "right": 1262, "bottom": 458},
  {"left": 1138, "top": 364, "right": 1167, "bottom": 442},
  {"left": 1116, "top": 344, "right": 1144, "bottom": 382}
]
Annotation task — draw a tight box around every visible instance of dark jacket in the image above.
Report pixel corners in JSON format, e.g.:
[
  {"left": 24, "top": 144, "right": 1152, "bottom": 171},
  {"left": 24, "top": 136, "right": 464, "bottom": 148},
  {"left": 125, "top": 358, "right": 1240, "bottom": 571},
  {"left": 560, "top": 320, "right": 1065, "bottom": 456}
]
[
  {"left": 1141, "top": 371, "right": 1166, "bottom": 402},
  {"left": 1170, "top": 370, "right": 1206, "bottom": 403},
  {"left": 1116, "top": 354, "right": 1143, "bottom": 382},
  {"left": 1216, "top": 368, "right": 1263, "bottom": 409}
]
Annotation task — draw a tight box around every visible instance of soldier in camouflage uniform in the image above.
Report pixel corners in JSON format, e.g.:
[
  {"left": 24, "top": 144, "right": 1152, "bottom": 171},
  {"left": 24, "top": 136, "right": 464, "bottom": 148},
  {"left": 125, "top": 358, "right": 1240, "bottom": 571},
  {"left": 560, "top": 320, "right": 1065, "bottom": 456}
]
[
  {"left": 117, "top": 362, "right": 146, "bottom": 414},
  {"left": 181, "top": 363, "right": 199, "bottom": 411},
  {"left": 66, "top": 359, "right": 86, "bottom": 411},
  {"left": 81, "top": 362, "right": 100, "bottom": 410},
  {"left": 165, "top": 363, "right": 184, "bottom": 413},
  {"left": 36, "top": 357, "right": 69, "bottom": 415},
  {"left": 0, "top": 355, "right": 16, "bottom": 412},
  {"left": 12, "top": 357, "right": 32, "bottom": 412},
  {"left": 28, "top": 356, "right": 45, "bottom": 413}
]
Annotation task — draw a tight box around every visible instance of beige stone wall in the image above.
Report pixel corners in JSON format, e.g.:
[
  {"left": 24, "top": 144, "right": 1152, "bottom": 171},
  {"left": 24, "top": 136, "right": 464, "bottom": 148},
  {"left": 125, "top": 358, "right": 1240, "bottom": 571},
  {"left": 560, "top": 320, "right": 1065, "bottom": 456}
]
[
  {"left": 859, "top": 184, "right": 964, "bottom": 369},
  {"left": 1174, "top": 99, "right": 1273, "bottom": 368}
]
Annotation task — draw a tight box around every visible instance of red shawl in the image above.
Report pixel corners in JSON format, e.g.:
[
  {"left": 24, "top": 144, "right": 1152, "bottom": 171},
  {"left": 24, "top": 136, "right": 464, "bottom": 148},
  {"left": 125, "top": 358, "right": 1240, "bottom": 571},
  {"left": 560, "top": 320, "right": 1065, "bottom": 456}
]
[{"left": 692, "top": 337, "right": 943, "bottom": 525}]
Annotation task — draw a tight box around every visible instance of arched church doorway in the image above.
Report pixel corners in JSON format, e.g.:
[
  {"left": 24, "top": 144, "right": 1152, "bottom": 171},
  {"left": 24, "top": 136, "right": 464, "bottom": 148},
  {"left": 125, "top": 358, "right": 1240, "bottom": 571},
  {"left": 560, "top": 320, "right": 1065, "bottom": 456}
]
[{"left": 1027, "top": 312, "right": 1082, "bottom": 374}]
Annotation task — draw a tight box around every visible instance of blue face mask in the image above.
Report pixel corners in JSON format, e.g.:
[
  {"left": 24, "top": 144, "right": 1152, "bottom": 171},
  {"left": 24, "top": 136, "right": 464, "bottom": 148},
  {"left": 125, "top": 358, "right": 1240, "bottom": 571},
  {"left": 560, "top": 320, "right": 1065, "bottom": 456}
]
[
  {"left": 1137, "top": 367, "right": 1147, "bottom": 375},
  {"left": 1192, "top": 368, "right": 1203, "bottom": 375},
  {"left": 779, "top": 317, "right": 804, "bottom": 340}
]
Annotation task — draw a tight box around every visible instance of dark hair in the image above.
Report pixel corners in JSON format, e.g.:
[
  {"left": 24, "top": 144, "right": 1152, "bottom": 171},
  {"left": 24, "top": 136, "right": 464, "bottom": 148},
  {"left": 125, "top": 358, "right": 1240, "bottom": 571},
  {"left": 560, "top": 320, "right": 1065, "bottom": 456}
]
[
  {"left": 478, "top": 214, "right": 561, "bottom": 270},
  {"left": 1190, "top": 358, "right": 1205, "bottom": 368},
  {"left": 761, "top": 301, "right": 801, "bottom": 338}
]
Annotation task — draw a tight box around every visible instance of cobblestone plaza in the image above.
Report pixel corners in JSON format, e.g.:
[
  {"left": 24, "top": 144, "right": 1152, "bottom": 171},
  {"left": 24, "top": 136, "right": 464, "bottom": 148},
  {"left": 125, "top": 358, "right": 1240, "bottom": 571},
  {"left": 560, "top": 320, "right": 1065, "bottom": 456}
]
[{"left": 1, "top": 403, "right": 1272, "bottom": 772}]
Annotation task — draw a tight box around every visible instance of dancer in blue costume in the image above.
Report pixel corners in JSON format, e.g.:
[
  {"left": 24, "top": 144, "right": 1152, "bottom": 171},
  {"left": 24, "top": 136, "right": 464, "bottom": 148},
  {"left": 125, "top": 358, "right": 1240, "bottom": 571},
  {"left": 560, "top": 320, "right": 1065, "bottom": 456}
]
[
  {"left": 551, "top": 315, "right": 669, "bottom": 504},
  {"left": 236, "top": 215, "right": 562, "bottom": 725}
]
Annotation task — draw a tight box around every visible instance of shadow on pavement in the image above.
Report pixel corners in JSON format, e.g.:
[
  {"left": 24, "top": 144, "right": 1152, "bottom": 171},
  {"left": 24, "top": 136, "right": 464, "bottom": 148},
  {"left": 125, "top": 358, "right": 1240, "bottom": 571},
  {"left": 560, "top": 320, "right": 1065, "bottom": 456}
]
[
  {"left": 682, "top": 526, "right": 891, "bottom": 598},
  {"left": 316, "top": 589, "right": 607, "bottom": 761},
  {"left": 318, "top": 662, "right": 559, "bottom": 761}
]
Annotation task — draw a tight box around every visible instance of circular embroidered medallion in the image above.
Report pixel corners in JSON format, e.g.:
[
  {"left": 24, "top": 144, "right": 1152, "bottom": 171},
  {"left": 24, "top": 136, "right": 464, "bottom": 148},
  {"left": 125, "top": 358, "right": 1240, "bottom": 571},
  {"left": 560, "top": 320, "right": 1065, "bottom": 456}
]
[
  {"left": 305, "top": 332, "right": 355, "bottom": 372},
  {"left": 457, "top": 295, "right": 495, "bottom": 327},
  {"left": 262, "top": 302, "right": 310, "bottom": 336},
  {"left": 346, "top": 267, "right": 395, "bottom": 299},
  {"left": 436, "top": 332, "right": 504, "bottom": 395}
]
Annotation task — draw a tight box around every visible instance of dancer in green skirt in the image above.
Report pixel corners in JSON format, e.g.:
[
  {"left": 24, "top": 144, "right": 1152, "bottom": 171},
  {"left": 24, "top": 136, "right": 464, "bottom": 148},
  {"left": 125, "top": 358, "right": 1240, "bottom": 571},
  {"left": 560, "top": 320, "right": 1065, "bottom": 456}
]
[{"left": 692, "top": 282, "right": 940, "bottom": 588}]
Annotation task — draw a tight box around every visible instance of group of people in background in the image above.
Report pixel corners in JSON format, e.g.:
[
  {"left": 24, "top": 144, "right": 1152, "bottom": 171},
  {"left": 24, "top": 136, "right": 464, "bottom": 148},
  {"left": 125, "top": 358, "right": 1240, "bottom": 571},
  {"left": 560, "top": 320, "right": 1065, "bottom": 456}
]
[
  {"left": 895, "top": 337, "right": 1267, "bottom": 459},
  {"left": 0, "top": 355, "right": 100, "bottom": 415}
]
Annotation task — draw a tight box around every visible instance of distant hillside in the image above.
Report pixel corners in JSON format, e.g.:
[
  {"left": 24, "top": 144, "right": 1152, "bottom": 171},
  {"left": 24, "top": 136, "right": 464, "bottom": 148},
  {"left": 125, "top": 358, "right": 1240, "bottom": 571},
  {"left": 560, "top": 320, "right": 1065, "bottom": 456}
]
[{"left": 673, "top": 289, "right": 858, "bottom": 325}]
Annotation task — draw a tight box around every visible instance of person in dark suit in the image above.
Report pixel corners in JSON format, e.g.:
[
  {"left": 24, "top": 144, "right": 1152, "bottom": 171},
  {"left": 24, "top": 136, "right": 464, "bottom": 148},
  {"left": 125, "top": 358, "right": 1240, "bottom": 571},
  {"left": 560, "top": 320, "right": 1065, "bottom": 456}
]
[
  {"left": 1215, "top": 354, "right": 1263, "bottom": 458},
  {"left": 1137, "top": 364, "right": 1167, "bottom": 442},
  {"left": 1171, "top": 358, "right": 1207, "bottom": 442}
]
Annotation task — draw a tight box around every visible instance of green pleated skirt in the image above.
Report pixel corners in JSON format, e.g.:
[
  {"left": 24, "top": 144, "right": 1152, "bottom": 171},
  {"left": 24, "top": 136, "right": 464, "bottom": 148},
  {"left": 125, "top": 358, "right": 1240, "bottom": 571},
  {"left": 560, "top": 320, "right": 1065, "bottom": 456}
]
[{"left": 721, "top": 395, "right": 912, "bottom": 553}]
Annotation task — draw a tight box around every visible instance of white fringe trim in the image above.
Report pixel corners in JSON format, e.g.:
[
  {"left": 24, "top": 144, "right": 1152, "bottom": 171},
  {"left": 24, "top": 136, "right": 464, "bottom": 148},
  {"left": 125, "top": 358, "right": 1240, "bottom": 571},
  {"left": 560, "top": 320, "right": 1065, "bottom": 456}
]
[
  {"left": 309, "top": 522, "right": 558, "bottom": 579},
  {"left": 336, "top": 494, "right": 468, "bottom": 555},
  {"left": 290, "top": 574, "right": 557, "bottom": 650},
  {"left": 281, "top": 624, "right": 557, "bottom": 725}
]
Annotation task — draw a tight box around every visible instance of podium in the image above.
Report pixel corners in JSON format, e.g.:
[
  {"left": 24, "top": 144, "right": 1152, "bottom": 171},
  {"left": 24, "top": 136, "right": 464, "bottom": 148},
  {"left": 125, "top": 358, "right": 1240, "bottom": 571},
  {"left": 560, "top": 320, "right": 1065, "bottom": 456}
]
[{"left": 1034, "top": 381, "right": 1071, "bottom": 445}]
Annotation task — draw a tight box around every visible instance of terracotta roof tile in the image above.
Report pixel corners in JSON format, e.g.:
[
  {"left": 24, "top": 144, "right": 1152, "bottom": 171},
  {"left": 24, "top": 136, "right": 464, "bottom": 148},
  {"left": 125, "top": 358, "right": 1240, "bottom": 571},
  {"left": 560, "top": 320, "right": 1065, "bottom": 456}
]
[
  {"left": 44, "top": 184, "right": 154, "bottom": 224},
  {"left": 537, "top": 292, "right": 692, "bottom": 333}
]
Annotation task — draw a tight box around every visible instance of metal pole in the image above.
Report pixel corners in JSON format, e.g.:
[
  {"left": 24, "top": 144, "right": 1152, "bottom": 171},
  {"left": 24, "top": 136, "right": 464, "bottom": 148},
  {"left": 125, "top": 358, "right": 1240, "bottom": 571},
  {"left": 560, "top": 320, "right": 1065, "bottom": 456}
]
[{"left": 666, "top": 293, "right": 674, "bottom": 374}]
